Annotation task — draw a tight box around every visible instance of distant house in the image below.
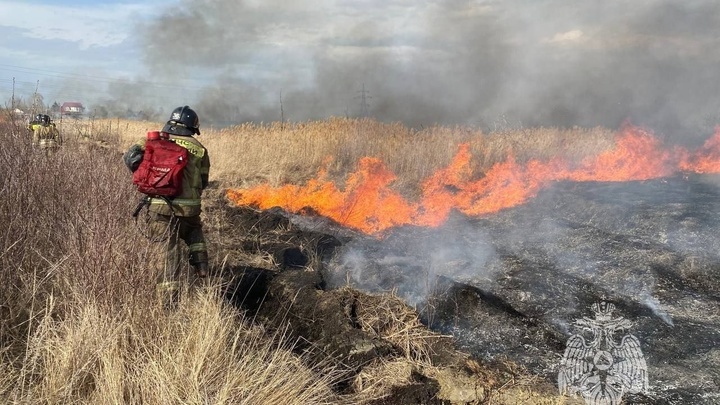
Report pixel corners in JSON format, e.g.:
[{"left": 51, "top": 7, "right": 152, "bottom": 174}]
[{"left": 60, "top": 102, "right": 85, "bottom": 116}]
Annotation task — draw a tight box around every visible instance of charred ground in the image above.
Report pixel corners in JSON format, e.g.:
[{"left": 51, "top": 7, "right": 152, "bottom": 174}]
[
  {"left": 213, "top": 174, "right": 720, "bottom": 404},
  {"left": 207, "top": 196, "right": 567, "bottom": 404}
]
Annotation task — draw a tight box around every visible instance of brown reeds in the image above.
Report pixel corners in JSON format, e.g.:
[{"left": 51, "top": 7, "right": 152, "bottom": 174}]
[
  {"left": 99, "top": 117, "right": 616, "bottom": 198},
  {"left": 0, "top": 117, "right": 342, "bottom": 404}
]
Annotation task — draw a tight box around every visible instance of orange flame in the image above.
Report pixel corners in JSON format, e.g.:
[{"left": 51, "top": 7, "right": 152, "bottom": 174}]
[
  {"left": 227, "top": 157, "right": 419, "bottom": 234},
  {"left": 227, "top": 124, "right": 720, "bottom": 235},
  {"left": 567, "top": 125, "right": 675, "bottom": 181},
  {"left": 679, "top": 126, "right": 720, "bottom": 173}
]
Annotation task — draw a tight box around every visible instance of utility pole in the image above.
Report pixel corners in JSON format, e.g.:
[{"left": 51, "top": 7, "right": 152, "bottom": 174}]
[
  {"left": 31, "top": 80, "right": 40, "bottom": 114},
  {"left": 11, "top": 77, "right": 15, "bottom": 110},
  {"left": 279, "top": 90, "right": 284, "bottom": 130},
  {"left": 355, "top": 83, "right": 371, "bottom": 117}
]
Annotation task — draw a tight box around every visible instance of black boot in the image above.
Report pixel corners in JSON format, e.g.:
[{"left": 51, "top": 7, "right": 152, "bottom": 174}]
[
  {"left": 190, "top": 251, "right": 209, "bottom": 278},
  {"left": 194, "top": 261, "right": 209, "bottom": 278}
]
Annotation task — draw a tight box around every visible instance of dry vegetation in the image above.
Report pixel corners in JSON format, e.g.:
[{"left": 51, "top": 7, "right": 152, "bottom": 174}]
[
  {"left": 0, "top": 116, "right": 341, "bottom": 404},
  {"left": 74, "top": 116, "right": 616, "bottom": 195},
  {"left": 0, "top": 112, "right": 611, "bottom": 403}
]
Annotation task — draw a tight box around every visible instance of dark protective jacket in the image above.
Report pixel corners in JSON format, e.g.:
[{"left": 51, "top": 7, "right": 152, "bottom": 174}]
[{"left": 132, "top": 134, "right": 210, "bottom": 217}]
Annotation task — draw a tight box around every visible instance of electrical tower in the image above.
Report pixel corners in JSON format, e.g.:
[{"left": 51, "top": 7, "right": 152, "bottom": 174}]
[{"left": 355, "top": 83, "right": 371, "bottom": 117}]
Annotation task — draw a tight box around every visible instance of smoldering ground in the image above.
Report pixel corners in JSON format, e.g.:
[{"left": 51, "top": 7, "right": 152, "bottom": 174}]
[
  {"left": 313, "top": 175, "right": 720, "bottom": 403},
  {"left": 129, "top": 0, "right": 720, "bottom": 142}
]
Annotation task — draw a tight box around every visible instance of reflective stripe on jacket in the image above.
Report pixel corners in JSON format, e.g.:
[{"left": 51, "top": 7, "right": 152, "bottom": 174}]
[{"left": 32, "top": 125, "right": 61, "bottom": 145}]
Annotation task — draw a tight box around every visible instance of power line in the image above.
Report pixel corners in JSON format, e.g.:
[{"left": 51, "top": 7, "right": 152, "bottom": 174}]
[
  {"left": 0, "top": 64, "right": 128, "bottom": 83},
  {"left": 1, "top": 64, "right": 314, "bottom": 114},
  {"left": 0, "top": 63, "right": 210, "bottom": 92},
  {"left": 0, "top": 75, "right": 192, "bottom": 106}
]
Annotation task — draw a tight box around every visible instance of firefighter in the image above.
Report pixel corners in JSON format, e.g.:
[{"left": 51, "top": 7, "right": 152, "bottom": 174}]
[
  {"left": 27, "top": 114, "right": 43, "bottom": 132},
  {"left": 123, "top": 106, "right": 211, "bottom": 308},
  {"left": 32, "top": 114, "right": 62, "bottom": 153}
]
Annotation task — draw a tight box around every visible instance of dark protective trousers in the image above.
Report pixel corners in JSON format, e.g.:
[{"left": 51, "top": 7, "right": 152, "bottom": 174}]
[{"left": 149, "top": 213, "right": 209, "bottom": 301}]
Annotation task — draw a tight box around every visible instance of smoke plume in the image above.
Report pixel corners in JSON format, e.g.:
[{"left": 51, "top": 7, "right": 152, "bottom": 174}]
[{"left": 137, "top": 0, "right": 720, "bottom": 140}]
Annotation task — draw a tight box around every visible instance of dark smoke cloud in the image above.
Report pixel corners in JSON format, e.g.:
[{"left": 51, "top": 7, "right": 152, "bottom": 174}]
[{"left": 139, "top": 0, "right": 720, "bottom": 141}]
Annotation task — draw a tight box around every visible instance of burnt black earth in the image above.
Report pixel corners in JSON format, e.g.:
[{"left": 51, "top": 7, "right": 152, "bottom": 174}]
[{"left": 318, "top": 174, "right": 720, "bottom": 404}]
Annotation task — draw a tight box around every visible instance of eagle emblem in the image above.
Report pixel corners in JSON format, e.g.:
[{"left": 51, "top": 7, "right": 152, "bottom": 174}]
[{"left": 558, "top": 302, "right": 649, "bottom": 404}]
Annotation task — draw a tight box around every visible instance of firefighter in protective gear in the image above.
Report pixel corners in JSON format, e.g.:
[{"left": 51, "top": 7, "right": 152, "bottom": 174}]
[
  {"left": 31, "top": 114, "right": 62, "bottom": 153},
  {"left": 27, "top": 114, "right": 43, "bottom": 132},
  {"left": 123, "top": 106, "right": 211, "bottom": 308}
]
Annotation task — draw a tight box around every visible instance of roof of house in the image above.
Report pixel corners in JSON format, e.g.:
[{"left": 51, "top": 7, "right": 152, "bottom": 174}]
[{"left": 61, "top": 102, "right": 84, "bottom": 108}]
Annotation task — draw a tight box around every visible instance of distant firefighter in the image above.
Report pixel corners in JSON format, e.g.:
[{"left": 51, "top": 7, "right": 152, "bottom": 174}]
[
  {"left": 31, "top": 114, "right": 62, "bottom": 153},
  {"left": 26, "top": 114, "right": 43, "bottom": 132}
]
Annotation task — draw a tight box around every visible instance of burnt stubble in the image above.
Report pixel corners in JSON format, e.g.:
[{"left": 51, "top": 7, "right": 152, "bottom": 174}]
[{"left": 323, "top": 174, "right": 720, "bottom": 404}]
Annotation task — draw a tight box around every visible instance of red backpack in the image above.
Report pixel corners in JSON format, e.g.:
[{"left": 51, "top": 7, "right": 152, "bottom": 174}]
[{"left": 132, "top": 131, "right": 188, "bottom": 197}]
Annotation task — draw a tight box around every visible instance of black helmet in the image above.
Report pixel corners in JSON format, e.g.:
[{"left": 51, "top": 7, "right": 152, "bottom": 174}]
[
  {"left": 162, "top": 106, "right": 200, "bottom": 136},
  {"left": 41, "top": 114, "right": 50, "bottom": 125},
  {"left": 34, "top": 114, "right": 43, "bottom": 123}
]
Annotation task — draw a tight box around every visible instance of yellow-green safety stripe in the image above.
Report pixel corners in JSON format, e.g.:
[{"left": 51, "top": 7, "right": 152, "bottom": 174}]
[
  {"left": 149, "top": 198, "right": 202, "bottom": 206},
  {"left": 156, "top": 281, "right": 179, "bottom": 291},
  {"left": 188, "top": 242, "right": 207, "bottom": 253},
  {"left": 172, "top": 138, "right": 205, "bottom": 158}
]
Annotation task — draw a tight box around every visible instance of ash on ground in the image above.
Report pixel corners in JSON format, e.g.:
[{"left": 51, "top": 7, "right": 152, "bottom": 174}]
[{"left": 320, "top": 175, "right": 720, "bottom": 404}]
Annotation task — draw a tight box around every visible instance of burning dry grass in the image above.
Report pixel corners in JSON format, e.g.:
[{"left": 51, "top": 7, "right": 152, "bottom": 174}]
[
  {"left": 0, "top": 111, "right": 609, "bottom": 403},
  {"left": 77, "top": 116, "right": 617, "bottom": 196},
  {"left": 201, "top": 120, "right": 618, "bottom": 197},
  {"left": 219, "top": 120, "right": 720, "bottom": 235}
]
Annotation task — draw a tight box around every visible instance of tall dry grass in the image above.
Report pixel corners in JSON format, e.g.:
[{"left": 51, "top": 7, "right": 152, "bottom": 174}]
[
  {"left": 0, "top": 117, "right": 343, "bottom": 404},
  {"left": 199, "top": 119, "right": 616, "bottom": 197},
  {"left": 85, "top": 116, "right": 616, "bottom": 197},
  {"left": 6, "top": 291, "right": 340, "bottom": 404}
]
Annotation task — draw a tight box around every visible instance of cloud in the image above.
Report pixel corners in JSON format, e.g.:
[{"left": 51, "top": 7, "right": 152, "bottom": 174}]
[
  {"left": 0, "top": 1, "right": 162, "bottom": 49},
  {"left": 15, "top": 0, "right": 718, "bottom": 142},
  {"left": 546, "top": 30, "right": 585, "bottom": 45}
]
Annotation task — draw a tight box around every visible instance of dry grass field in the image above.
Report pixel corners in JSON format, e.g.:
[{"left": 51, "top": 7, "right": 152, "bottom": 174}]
[
  {"left": 1, "top": 111, "right": 643, "bottom": 404},
  {"left": 67, "top": 116, "right": 617, "bottom": 195},
  {"left": 0, "top": 116, "right": 348, "bottom": 404}
]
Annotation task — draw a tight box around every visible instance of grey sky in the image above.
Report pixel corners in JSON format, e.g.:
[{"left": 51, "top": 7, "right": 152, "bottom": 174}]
[{"left": 3, "top": 0, "right": 720, "bottom": 140}]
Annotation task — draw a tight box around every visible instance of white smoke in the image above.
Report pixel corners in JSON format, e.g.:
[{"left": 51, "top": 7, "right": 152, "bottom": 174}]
[
  {"left": 328, "top": 218, "right": 499, "bottom": 307},
  {"left": 132, "top": 0, "right": 720, "bottom": 141}
]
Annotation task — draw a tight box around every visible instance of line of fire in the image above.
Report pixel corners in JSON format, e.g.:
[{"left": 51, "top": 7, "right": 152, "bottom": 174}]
[{"left": 227, "top": 123, "right": 720, "bottom": 235}]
